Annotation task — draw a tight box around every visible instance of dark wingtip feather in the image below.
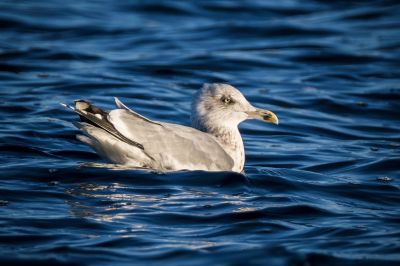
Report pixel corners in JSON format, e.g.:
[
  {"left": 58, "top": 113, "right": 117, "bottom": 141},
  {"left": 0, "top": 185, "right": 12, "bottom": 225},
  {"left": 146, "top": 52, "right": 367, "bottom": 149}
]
[
  {"left": 72, "top": 101, "right": 145, "bottom": 151},
  {"left": 74, "top": 100, "right": 91, "bottom": 111}
]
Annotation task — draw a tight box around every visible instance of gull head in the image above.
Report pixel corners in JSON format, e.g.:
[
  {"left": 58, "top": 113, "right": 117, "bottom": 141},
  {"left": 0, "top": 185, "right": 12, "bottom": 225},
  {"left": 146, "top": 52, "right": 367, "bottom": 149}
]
[{"left": 191, "top": 83, "right": 278, "bottom": 131}]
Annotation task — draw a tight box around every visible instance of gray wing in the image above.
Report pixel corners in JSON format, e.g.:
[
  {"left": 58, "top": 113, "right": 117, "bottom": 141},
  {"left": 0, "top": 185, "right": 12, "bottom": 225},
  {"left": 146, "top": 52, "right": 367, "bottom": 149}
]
[
  {"left": 70, "top": 100, "right": 144, "bottom": 149},
  {"left": 114, "top": 97, "right": 162, "bottom": 126},
  {"left": 108, "top": 108, "right": 234, "bottom": 171}
]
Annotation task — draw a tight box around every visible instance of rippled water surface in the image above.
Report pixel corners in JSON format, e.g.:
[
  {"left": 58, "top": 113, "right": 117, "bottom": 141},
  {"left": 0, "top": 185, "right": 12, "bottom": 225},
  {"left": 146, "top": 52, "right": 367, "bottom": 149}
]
[{"left": 1, "top": 1, "right": 399, "bottom": 265}]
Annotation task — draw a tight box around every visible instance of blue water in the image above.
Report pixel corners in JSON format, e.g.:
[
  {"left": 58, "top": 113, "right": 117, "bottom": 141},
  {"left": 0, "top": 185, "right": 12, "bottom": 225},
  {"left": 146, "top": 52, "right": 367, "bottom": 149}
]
[{"left": 0, "top": 1, "right": 399, "bottom": 265}]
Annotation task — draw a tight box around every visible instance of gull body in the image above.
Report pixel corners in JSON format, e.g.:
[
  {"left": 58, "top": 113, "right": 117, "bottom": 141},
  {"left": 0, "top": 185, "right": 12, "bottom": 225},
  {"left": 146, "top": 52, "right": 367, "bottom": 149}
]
[{"left": 67, "top": 83, "right": 278, "bottom": 173}]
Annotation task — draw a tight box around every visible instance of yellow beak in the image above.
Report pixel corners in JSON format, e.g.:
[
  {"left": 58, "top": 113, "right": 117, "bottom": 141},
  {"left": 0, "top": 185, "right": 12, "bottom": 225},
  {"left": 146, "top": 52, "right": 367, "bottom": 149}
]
[{"left": 246, "top": 108, "right": 279, "bottom": 125}]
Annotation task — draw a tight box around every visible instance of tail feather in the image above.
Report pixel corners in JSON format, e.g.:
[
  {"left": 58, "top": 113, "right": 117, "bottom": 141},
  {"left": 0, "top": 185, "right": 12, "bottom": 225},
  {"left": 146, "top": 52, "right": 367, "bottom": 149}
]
[
  {"left": 74, "top": 122, "right": 153, "bottom": 167},
  {"left": 74, "top": 100, "right": 108, "bottom": 126},
  {"left": 60, "top": 103, "right": 74, "bottom": 110},
  {"left": 76, "top": 134, "right": 96, "bottom": 147},
  {"left": 64, "top": 100, "right": 144, "bottom": 150},
  {"left": 62, "top": 99, "right": 156, "bottom": 167}
]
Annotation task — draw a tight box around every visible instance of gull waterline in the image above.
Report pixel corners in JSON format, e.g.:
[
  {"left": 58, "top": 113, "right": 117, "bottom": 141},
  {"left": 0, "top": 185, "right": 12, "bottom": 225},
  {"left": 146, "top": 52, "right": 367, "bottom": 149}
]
[{"left": 64, "top": 83, "right": 278, "bottom": 173}]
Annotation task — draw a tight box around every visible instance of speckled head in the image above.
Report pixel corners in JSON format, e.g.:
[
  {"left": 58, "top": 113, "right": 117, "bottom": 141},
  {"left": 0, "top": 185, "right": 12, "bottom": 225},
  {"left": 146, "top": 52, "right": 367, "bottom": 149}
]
[{"left": 191, "top": 83, "right": 278, "bottom": 131}]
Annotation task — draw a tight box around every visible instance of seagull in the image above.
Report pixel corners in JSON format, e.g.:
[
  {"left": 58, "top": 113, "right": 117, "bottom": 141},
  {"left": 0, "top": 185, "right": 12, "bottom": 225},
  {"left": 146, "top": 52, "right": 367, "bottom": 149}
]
[{"left": 63, "top": 83, "right": 278, "bottom": 173}]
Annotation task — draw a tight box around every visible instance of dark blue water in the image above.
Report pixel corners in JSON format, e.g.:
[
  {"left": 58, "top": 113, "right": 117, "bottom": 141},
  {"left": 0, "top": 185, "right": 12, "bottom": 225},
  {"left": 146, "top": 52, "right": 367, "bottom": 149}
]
[{"left": 1, "top": 1, "right": 399, "bottom": 265}]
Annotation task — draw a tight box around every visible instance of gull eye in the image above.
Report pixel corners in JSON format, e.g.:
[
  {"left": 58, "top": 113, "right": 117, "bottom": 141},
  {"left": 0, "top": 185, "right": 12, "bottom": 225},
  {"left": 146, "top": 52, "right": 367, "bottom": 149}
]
[{"left": 221, "top": 96, "right": 234, "bottom": 105}]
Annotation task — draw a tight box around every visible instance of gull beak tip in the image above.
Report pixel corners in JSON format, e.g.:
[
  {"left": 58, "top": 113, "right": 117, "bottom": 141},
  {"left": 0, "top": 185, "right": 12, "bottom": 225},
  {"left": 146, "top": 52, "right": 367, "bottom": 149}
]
[
  {"left": 247, "top": 108, "right": 279, "bottom": 125},
  {"left": 263, "top": 111, "right": 279, "bottom": 125},
  {"left": 267, "top": 116, "right": 279, "bottom": 125}
]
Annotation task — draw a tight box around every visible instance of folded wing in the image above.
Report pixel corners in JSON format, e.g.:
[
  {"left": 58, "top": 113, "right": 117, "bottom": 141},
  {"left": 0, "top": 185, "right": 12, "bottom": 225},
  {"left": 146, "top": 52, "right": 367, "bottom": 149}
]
[{"left": 108, "top": 100, "right": 234, "bottom": 171}]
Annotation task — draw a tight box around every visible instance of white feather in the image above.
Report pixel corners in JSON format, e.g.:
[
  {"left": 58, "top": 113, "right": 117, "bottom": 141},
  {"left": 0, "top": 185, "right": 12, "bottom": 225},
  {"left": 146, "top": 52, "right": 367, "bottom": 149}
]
[{"left": 72, "top": 83, "right": 275, "bottom": 173}]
